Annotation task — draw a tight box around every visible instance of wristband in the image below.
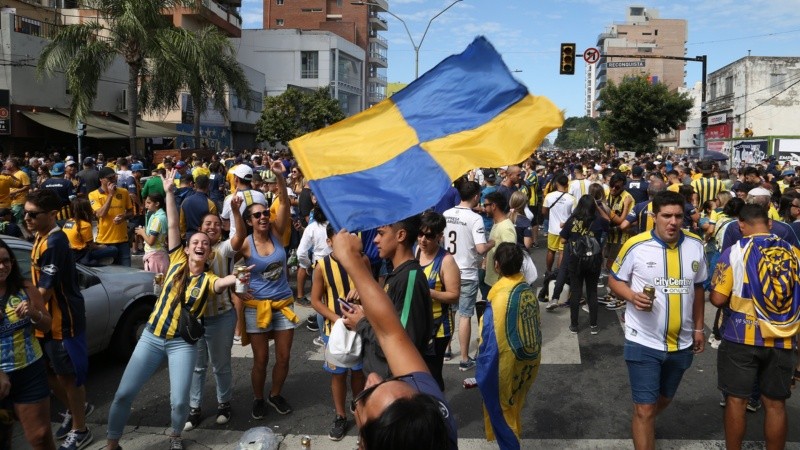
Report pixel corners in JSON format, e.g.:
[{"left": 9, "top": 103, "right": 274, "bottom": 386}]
[{"left": 693, "top": 329, "right": 704, "bottom": 333}]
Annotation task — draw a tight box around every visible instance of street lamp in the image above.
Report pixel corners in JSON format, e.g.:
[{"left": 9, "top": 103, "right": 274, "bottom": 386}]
[{"left": 352, "top": 0, "right": 463, "bottom": 79}]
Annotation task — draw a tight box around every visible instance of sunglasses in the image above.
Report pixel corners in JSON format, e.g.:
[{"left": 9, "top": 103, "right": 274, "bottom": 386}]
[
  {"left": 250, "top": 211, "right": 268, "bottom": 219},
  {"left": 24, "top": 210, "right": 47, "bottom": 219},
  {"left": 350, "top": 374, "right": 417, "bottom": 413},
  {"left": 419, "top": 231, "right": 439, "bottom": 240},
  {"left": 483, "top": 202, "right": 494, "bottom": 207}
]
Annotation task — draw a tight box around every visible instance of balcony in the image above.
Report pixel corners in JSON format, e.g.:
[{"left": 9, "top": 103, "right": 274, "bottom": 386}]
[
  {"left": 369, "top": 13, "right": 388, "bottom": 31},
  {"left": 368, "top": 0, "right": 388, "bottom": 12},
  {"left": 172, "top": 0, "right": 242, "bottom": 37},
  {"left": 369, "top": 73, "right": 387, "bottom": 85},
  {"left": 368, "top": 92, "right": 386, "bottom": 104},
  {"left": 369, "top": 34, "right": 388, "bottom": 49},
  {"left": 10, "top": 14, "right": 59, "bottom": 40},
  {"left": 369, "top": 52, "right": 387, "bottom": 68}
]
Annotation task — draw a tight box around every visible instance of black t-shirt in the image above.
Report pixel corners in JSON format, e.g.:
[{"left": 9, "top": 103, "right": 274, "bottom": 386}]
[
  {"left": 41, "top": 178, "right": 75, "bottom": 205},
  {"left": 298, "top": 187, "right": 314, "bottom": 224},
  {"left": 77, "top": 168, "right": 100, "bottom": 195},
  {"left": 357, "top": 259, "right": 433, "bottom": 377},
  {"left": 625, "top": 178, "right": 649, "bottom": 204}
]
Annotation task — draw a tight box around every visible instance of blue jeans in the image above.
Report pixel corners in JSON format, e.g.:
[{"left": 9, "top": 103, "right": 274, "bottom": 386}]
[
  {"left": 189, "top": 309, "right": 236, "bottom": 408},
  {"left": 106, "top": 241, "right": 131, "bottom": 267},
  {"left": 107, "top": 329, "right": 198, "bottom": 439}
]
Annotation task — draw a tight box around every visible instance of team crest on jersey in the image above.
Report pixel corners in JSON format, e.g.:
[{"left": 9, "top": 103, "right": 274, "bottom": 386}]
[
  {"left": 115, "top": 194, "right": 123, "bottom": 200},
  {"left": 191, "top": 287, "right": 201, "bottom": 298},
  {"left": 41, "top": 264, "right": 58, "bottom": 275},
  {"left": 7, "top": 295, "right": 21, "bottom": 309},
  {"left": 691, "top": 261, "right": 699, "bottom": 273},
  {"left": 504, "top": 283, "right": 541, "bottom": 361}
]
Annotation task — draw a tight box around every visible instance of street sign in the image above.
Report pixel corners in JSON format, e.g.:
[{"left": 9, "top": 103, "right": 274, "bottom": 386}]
[
  {"left": 583, "top": 48, "right": 600, "bottom": 64},
  {"left": 606, "top": 61, "right": 646, "bottom": 68}
]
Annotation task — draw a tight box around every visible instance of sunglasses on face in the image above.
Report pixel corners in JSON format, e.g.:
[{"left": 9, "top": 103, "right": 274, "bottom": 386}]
[
  {"left": 24, "top": 210, "right": 47, "bottom": 219},
  {"left": 250, "top": 211, "right": 268, "bottom": 219},
  {"left": 350, "top": 374, "right": 417, "bottom": 413},
  {"left": 419, "top": 231, "right": 439, "bottom": 240}
]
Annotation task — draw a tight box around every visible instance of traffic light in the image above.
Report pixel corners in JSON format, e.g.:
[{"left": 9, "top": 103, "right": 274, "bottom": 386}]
[
  {"left": 77, "top": 120, "right": 87, "bottom": 137},
  {"left": 692, "top": 134, "right": 700, "bottom": 147},
  {"left": 560, "top": 43, "right": 576, "bottom": 75},
  {"left": 700, "top": 111, "right": 708, "bottom": 128}
]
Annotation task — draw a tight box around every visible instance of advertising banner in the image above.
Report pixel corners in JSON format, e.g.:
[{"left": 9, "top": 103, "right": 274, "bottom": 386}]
[
  {"left": 705, "top": 122, "right": 731, "bottom": 140},
  {"left": 774, "top": 138, "right": 800, "bottom": 164},
  {"left": 732, "top": 140, "right": 768, "bottom": 166},
  {"left": 0, "top": 90, "right": 10, "bottom": 135}
]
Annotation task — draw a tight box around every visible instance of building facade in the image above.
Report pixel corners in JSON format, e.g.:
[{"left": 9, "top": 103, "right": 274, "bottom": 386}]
[
  {"left": 592, "top": 6, "right": 687, "bottom": 117},
  {"left": 263, "top": 0, "right": 388, "bottom": 109},
  {"left": 234, "top": 29, "right": 365, "bottom": 116}
]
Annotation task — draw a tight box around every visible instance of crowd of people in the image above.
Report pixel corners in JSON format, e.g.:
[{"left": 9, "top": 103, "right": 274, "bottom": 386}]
[{"left": 0, "top": 146, "right": 798, "bottom": 450}]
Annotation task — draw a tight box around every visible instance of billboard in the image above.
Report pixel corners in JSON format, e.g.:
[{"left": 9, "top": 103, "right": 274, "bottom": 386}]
[
  {"left": 774, "top": 138, "right": 800, "bottom": 164},
  {"left": 731, "top": 140, "right": 768, "bottom": 166}
]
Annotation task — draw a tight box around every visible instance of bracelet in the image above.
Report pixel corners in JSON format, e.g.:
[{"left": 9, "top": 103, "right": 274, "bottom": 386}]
[{"left": 693, "top": 329, "right": 704, "bottom": 333}]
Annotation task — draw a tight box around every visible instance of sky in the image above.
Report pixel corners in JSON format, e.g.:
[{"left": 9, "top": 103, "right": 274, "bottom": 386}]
[{"left": 239, "top": 0, "right": 800, "bottom": 119}]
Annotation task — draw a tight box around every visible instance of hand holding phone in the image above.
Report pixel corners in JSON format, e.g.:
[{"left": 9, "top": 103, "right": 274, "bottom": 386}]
[{"left": 337, "top": 298, "right": 353, "bottom": 313}]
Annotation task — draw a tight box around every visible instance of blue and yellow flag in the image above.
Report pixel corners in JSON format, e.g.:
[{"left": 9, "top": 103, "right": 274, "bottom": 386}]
[
  {"left": 476, "top": 273, "right": 542, "bottom": 450},
  {"left": 290, "top": 36, "right": 563, "bottom": 231}
]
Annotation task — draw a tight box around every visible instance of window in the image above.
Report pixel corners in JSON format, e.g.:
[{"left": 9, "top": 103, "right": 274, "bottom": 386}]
[
  {"left": 302, "top": 8, "right": 322, "bottom": 12},
  {"left": 725, "top": 76, "right": 733, "bottom": 96},
  {"left": 276, "top": 18, "right": 284, "bottom": 26},
  {"left": 276, "top": 0, "right": 284, "bottom": 4},
  {"left": 710, "top": 81, "right": 717, "bottom": 100},
  {"left": 301, "top": 51, "right": 319, "bottom": 79}
]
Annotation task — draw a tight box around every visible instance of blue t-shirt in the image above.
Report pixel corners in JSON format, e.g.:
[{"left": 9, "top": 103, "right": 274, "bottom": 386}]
[{"left": 722, "top": 220, "right": 800, "bottom": 251}]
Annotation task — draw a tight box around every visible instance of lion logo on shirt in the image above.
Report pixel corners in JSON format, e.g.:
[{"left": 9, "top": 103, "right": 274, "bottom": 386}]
[{"left": 261, "top": 261, "right": 283, "bottom": 281}]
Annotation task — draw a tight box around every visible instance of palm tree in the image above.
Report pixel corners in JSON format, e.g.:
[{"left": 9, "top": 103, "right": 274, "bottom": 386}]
[
  {"left": 142, "top": 26, "right": 252, "bottom": 148},
  {"left": 36, "top": 0, "right": 192, "bottom": 158}
]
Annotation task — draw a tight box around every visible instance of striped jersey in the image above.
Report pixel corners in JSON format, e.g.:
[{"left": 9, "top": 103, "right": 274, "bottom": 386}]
[
  {"left": 146, "top": 246, "right": 219, "bottom": 339},
  {"left": 607, "top": 190, "right": 634, "bottom": 245},
  {"left": 711, "top": 234, "right": 800, "bottom": 349},
  {"left": 0, "top": 289, "right": 43, "bottom": 372},
  {"left": 32, "top": 227, "right": 85, "bottom": 340},
  {"left": 612, "top": 230, "right": 708, "bottom": 352},
  {"left": 221, "top": 189, "right": 267, "bottom": 238},
  {"left": 420, "top": 247, "right": 455, "bottom": 339},
  {"left": 319, "top": 254, "right": 354, "bottom": 336},
  {"left": 691, "top": 176, "right": 723, "bottom": 206},
  {"left": 625, "top": 200, "right": 655, "bottom": 235}
]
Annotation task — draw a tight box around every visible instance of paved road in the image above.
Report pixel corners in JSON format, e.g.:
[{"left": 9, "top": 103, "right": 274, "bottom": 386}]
[{"left": 12, "top": 246, "right": 800, "bottom": 449}]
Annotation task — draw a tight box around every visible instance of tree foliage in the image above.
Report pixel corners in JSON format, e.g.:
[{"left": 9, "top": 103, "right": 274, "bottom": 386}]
[
  {"left": 554, "top": 116, "right": 599, "bottom": 150},
  {"left": 597, "top": 76, "right": 693, "bottom": 155},
  {"left": 256, "top": 88, "right": 346, "bottom": 147}
]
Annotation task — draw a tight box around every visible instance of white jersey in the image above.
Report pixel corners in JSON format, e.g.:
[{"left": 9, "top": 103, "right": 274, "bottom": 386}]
[
  {"left": 543, "top": 190, "right": 575, "bottom": 235},
  {"left": 568, "top": 179, "right": 594, "bottom": 200},
  {"left": 443, "top": 206, "right": 487, "bottom": 281},
  {"left": 221, "top": 188, "right": 267, "bottom": 237},
  {"left": 612, "top": 231, "right": 708, "bottom": 352}
]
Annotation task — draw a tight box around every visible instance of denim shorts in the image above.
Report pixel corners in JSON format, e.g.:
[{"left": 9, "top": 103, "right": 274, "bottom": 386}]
[
  {"left": 321, "top": 335, "right": 363, "bottom": 375},
  {"left": 244, "top": 305, "right": 297, "bottom": 333},
  {"left": 456, "top": 279, "right": 479, "bottom": 317},
  {"left": 624, "top": 340, "right": 693, "bottom": 404}
]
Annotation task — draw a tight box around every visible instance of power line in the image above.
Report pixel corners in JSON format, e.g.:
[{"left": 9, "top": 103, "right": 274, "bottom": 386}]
[{"left": 743, "top": 76, "right": 800, "bottom": 115}]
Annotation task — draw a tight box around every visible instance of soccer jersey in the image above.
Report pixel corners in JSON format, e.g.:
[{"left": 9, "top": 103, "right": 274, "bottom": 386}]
[
  {"left": 484, "top": 219, "right": 517, "bottom": 287},
  {"left": 443, "top": 206, "right": 487, "bottom": 281},
  {"left": 222, "top": 189, "right": 267, "bottom": 238},
  {"left": 89, "top": 186, "right": 133, "bottom": 244},
  {"left": 611, "top": 230, "right": 708, "bottom": 352},
  {"left": 146, "top": 246, "right": 219, "bottom": 340},
  {"left": 420, "top": 247, "right": 455, "bottom": 339},
  {"left": 543, "top": 190, "right": 575, "bottom": 235},
  {"left": 205, "top": 239, "right": 236, "bottom": 318},
  {"left": 568, "top": 179, "right": 593, "bottom": 200},
  {"left": 62, "top": 219, "right": 93, "bottom": 251},
  {"left": 691, "top": 176, "right": 723, "bottom": 206},
  {"left": 32, "top": 227, "right": 85, "bottom": 340},
  {"left": 9, "top": 170, "right": 29, "bottom": 207},
  {"left": 0, "top": 174, "right": 19, "bottom": 208},
  {"left": 144, "top": 208, "right": 167, "bottom": 253},
  {"left": 711, "top": 234, "right": 800, "bottom": 349},
  {"left": 625, "top": 200, "right": 655, "bottom": 235},
  {"left": 607, "top": 190, "right": 634, "bottom": 245},
  {"left": 0, "top": 289, "right": 43, "bottom": 372},
  {"left": 319, "top": 254, "right": 354, "bottom": 336}
]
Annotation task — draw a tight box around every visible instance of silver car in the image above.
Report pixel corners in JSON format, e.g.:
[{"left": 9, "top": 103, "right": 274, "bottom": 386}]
[{"left": 3, "top": 235, "right": 158, "bottom": 361}]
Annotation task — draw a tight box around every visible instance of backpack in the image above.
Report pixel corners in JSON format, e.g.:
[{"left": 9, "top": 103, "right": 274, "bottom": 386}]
[{"left": 569, "top": 233, "right": 601, "bottom": 266}]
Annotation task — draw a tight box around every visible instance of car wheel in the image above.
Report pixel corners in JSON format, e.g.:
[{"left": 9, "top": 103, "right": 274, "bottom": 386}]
[{"left": 110, "top": 300, "right": 154, "bottom": 362}]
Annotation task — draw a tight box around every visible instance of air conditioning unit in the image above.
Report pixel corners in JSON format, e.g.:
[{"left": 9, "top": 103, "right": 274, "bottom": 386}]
[{"left": 118, "top": 89, "right": 127, "bottom": 112}]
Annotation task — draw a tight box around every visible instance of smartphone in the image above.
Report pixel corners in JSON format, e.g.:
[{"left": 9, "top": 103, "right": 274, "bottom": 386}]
[{"left": 337, "top": 298, "right": 353, "bottom": 313}]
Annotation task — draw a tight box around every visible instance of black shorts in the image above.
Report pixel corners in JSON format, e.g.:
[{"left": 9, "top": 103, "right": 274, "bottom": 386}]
[
  {"left": 717, "top": 340, "right": 797, "bottom": 400},
  {"left": 4, "top": 358, "right": 49, "bottom": 404},
  {"left": 42, "top": 339, "right": 77, "bottom": 376}
]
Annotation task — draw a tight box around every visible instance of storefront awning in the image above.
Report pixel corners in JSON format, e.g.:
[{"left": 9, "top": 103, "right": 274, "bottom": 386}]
[
  {"left": 110, "top": 113, "right": 193, "bottom": 137},
  {"left": 22, "top": 111, "right": 126, "bottom": 139}
]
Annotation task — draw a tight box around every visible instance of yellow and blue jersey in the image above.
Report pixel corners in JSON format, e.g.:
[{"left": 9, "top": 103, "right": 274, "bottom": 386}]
[
  {"left": 319, "top": 254, "right": 354, "bottom": 337},
  {"left": 0, "top": 289, "right": 43, "bottom": 372},
  {"left": 420, "top": 247, "right": 455, "bottom": 339}
]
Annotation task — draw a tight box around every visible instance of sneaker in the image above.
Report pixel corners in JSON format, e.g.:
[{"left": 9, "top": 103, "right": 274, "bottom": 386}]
[
  {"left": 582, "top": 304, "right": 590, "bottom": 313},
  {"left": 329, "top": 415, "right": 348, "bottom": 441},
  {"left": 183, "top": 407, "right": 201, "bottom": 431},
  {"left": 169, "top": 436, "right": 183, "bottom": 450},
  {"left": 267, "top": 394, "right": 293, "bottom": 415},
  {"left": 56, "top": 403, "right": 95, "bottom": 440},
  {"left": 458, "top": 357, "right": 476, "bottom": 371},
  {"left": 306, "top": 315, "right": 320, "bottom": 332},
  {"left": 569, "top": 325, "right": 578, "bottom": 334},
  {"left": 216, "top": 402, "right": 231, "bottom": 424},
  {"left": 296, "top": 295, "right": 312, "bottom": 308},
  {"left": 58, "top": 428, "right": 93, "bottom": 450},
  {"left": 312, "top": 336, "right": 325, "bottom": 347},
  {"left": 251, "top": 399, "right": 267, "bottom": 419},
  {"left": 590, "top": 325, "right": 599, "bottom": 335},
  {"left": 233, "top": 335, "right": 241, "bottom": 344},
  {"left": 606, "top": 300, "right": 626, "bottom": 310},
  {"left": 443, "top": 350, "right": 453, "bottom": 361},
  {"left": 546, "top": 302, "right": 561, "bottom": 312},
  {"left": 746, "top": 399, "right": 762, "bottom": 413}
]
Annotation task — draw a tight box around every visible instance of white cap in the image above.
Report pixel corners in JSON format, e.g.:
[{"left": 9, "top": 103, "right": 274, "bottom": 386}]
[
  {"left": 232, "top": 164, "right": 253, "bottom": 181},
  {"left": 251, "top": 154, "right": 259, "bottom": 160},
  {"left": 748, "top": 187, "right": 771, "bottom": 197}
]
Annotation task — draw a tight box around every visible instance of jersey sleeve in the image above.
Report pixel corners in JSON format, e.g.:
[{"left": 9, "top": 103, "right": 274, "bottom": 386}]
[
  {"left": 80, "top": 221, "right": 93, "bottom": 243},
  {"left": 611, "top": 239, "right": 635, "bottom": 282},
  {"left": 471, "top": 216, "right": 487, "bottom": 245},
  {"left": 711, "top": 247, "right": 733, "bottom": 297},
  {"left": 220, "top": 195, "right": 232, "bottom": 220},
  {"left": 148, "top": 215, "right": 164, "bottom": 237},
  {"left": 88, "top": 190, "right": 101, "bottom": 212},
  {"left": 36, "top": 234, "right": 70, "bottom": 290}
]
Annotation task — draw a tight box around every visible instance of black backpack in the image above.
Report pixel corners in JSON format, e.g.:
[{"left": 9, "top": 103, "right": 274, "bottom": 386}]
[{"left": 569, "top": 233, "right": 601, "bottom": 266}]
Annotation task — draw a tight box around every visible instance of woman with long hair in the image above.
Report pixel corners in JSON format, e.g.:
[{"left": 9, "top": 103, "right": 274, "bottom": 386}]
[
  {"left": 416, "top": 211, "right": 460, "bottom": 391},
  {"left": 0, "top": 237, "right": 54, "bottom": 450},
  {"left": 559, "top": 194, "right": 608, "bottom": 334},
  {"left": 135, "top": 193, "right": 169, "bottom": 274},
  {"left": 235, "top": 159, "right": 296, "bottom": 419},
  {"left": 508, "top": 191, "right": 533, "bottom": 249},
  {"left": 334, "top": 230, "right": 457, "bottom": 450},
  {"left": 62, "top": 197, "right": 117, "bottom": 266},
  {"left": 105, "top": 170, "right": 250, "bottom": 450}
]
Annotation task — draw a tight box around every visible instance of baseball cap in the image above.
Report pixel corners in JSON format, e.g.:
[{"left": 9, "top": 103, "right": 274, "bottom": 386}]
[
  {"left": 233, "top": 164, "right": 253, "bottom": 181},
  {"left": 65, "top": 160, "right": 77, "bottom": 167},
  {"left": 619, "top": 164, "right": 630, "bottom": 172},
  {"left": 131, "top": 163, "right": 145, "bottom": 172},
  {"left": 50, "top": 162, "right": 65, "bottom": 176},
  {"left": 83, "top": 157, "right": 95, "bottom": 165},
  {"left": 748, "top": 187, "right": 772, "bottom": 197},
  {"left": 631, "top": 166, "right": 644, "bottom": 176},
  {"left": 98, "top": 167, "right": 116, "bottom": 179},
  {"left": 175, "top": 161, "right": 187, "bottom": 169},
  {"left": 482, "top": 169, "right": 497, "bottom": 183}
]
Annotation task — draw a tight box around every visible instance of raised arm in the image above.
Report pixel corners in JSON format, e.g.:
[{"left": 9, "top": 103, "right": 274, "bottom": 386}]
[
  {"left": 271, "top": 158, "right": 290, "bottom": 238},
  {"left": 163, "top": 169, "right": 181, "bottom": 251},
  {"left": 333, "top": 230, "right": 428, "bottom": 375},
  {"left": 229, "top": 194, "right": 247, "bottom": 251}
]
